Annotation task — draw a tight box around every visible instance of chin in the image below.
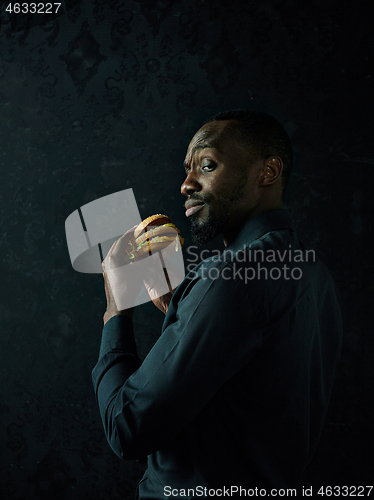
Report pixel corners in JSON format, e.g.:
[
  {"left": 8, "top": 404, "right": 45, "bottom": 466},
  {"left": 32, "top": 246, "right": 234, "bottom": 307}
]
[{"left": 190, "top": 208, "right": 228, "bottom": 245}]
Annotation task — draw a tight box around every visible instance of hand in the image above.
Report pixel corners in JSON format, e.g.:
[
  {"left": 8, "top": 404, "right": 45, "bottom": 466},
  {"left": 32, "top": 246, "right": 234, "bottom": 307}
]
[
  {"left": 102, "top": 226, "right": 185, "bottom": 321},
  {"left": 102, "top": 225, "right": 140, "bottom": 325},
  {"left": 130, "top": 235, "right": 184, "bottom": 315},
  {"left": 103, "top": 265, "right": 132, "bottom": 324},
  {"left": 141, "top": 260, "right": 183, "bottom": 315}
]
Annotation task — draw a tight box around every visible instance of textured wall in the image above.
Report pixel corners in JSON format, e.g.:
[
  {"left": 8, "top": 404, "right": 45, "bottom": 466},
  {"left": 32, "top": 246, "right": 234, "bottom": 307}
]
[{"left": 0, "top": 0, "right": 372, "bottom": 498}]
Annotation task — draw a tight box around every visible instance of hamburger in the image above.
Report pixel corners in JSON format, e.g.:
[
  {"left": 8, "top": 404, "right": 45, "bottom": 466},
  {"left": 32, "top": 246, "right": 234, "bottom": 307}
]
[{"left": 126, "top": 214, "right": 184, "bottom": 260}]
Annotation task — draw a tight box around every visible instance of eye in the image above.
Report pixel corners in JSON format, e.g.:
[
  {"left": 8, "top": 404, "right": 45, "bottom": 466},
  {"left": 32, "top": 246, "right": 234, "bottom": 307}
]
[{"left": 202, "top": 161, "right": 217, "bottom": 172}]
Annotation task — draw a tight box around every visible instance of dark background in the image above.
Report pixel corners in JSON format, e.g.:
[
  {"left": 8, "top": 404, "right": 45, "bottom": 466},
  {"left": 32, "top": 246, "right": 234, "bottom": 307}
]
[{"left": 0, "top": 0, "right": 373, "bottom": 498}]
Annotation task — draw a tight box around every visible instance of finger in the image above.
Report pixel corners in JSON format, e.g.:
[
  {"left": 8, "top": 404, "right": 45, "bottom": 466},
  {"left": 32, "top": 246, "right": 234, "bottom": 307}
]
[
  {"left": 109, "top": 225, "right": 139, "bottom": 267},
  {"left": 116, "top": 224, "right": 138, "bottom": 247},
  {"left": 103, "top": 224, "right": 138, "bottom": 266}
]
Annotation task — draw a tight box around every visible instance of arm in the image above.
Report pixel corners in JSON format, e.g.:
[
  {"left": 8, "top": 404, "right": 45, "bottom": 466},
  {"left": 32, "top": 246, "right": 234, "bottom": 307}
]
[{"left": 92, "top": 262, "right": 263, "bottom": 461}]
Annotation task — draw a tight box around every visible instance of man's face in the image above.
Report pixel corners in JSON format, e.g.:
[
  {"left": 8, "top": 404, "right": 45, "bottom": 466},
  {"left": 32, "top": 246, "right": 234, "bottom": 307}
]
[{"left": 181, "top": 120, "right": 263, "bottom": 245}]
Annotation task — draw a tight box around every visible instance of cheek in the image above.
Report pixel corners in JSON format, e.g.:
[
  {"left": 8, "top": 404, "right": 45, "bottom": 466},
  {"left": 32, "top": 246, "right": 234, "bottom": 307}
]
[
  {"left": 203, "top": 171, "right": 231, "bottom": 195},
  {"left": 217, "top": 178, "right": 253, "bottom": 210},
  {"left": 201, "top": 168, "right": 250, "bottom": 204},
  {"left": 195, "top": 176, "right": 220, "bottom": 200}
]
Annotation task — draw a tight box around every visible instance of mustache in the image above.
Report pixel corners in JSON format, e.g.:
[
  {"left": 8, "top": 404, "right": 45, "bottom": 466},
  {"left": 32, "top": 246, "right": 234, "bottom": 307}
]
[{"left": 183, "top": 194, "right": 211, "bottom": 207}]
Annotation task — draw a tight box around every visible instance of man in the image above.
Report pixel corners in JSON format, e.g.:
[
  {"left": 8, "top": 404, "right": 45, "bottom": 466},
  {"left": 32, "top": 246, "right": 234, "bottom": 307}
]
[{"left": 92, "top": 110, "right": 343, "bottom": 498}]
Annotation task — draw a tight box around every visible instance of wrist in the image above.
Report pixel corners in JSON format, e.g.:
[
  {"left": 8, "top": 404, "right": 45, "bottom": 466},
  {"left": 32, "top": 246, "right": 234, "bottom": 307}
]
[
  {"left": 119, "top": 307, "right": 134, "bottom": 319},
  {"left": 103, "top": 307, "right": 134, "bottom": 325}
]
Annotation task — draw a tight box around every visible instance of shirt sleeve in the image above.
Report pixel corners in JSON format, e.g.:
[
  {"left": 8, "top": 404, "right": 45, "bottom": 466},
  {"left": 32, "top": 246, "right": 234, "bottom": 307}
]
[{"left": 92, "top": 262, "right": 264, "bottom": 460}]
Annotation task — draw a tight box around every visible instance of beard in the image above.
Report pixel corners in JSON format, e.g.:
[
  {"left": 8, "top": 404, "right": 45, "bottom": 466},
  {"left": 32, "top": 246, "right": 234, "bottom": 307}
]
[
  {"left": 189, "top": 171, "right": 249, "bottom": 245},
  {"left": 190, "top": 204, "right": 229, "bottom": 245}
]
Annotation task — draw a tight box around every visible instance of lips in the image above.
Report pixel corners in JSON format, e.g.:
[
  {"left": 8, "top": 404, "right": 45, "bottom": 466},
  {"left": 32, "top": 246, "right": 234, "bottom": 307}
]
[{"left": 185, "top": 204, "right": 205, "bottom": 217}]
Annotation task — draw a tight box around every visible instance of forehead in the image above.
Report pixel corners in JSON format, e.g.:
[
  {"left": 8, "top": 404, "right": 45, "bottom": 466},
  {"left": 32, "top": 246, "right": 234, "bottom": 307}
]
[
  {"left": 188, "top": 120, "right": 236, "bottom": 150},
  {"left": 185, "top": 120, "right": 239, "bottom": 159}
]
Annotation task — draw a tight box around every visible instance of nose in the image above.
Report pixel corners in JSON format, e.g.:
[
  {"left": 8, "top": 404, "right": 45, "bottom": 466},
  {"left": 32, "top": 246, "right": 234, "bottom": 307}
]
[{"left": 181, "top": 171, "right": 202, "bottom": 197}]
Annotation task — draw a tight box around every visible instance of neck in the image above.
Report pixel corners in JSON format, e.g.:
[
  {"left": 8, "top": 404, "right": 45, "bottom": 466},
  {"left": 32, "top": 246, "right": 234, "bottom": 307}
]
[{"left": 223, "top": 199, "right": 285, "bottom": 247}]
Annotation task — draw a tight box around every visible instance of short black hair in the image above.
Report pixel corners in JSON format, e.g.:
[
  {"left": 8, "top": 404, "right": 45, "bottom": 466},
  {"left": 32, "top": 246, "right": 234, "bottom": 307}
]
[{"left": 203, "top": 109, "right": 293, "bottom": 190}]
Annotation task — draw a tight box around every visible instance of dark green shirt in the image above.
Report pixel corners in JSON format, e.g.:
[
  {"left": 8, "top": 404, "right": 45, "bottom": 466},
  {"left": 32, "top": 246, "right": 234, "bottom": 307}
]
[{"left": 92, "top": 209, "right": 343, "bottom": 498}]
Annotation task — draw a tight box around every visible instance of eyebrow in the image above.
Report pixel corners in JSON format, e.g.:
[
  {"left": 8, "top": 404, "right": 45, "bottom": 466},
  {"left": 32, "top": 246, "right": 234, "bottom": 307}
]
[{"left": 183, "top": 143, "right": 216, "bottom": 169}]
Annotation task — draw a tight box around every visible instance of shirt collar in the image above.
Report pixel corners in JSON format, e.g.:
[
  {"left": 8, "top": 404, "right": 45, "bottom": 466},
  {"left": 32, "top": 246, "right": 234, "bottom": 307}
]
[{"left": 224, "top": 208, "right": 295, "bottom": 253}]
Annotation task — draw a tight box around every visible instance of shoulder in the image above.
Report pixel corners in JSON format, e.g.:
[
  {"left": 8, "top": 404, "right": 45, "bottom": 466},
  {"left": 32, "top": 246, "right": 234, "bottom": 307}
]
[{"left": 170, "top": 254, "right": 260, "bottom": 323}]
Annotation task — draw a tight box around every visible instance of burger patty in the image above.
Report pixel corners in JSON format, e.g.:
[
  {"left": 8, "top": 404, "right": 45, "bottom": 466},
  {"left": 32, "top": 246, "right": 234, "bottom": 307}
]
[
  {"left": 128, "top": 228, "right": 183, "bottom": 258},
  {"left": 135, "top": 224, "right": 180, "bottom": 246},
  {"left": 134, "top": 215, "right": 171, "bottom": 239}
]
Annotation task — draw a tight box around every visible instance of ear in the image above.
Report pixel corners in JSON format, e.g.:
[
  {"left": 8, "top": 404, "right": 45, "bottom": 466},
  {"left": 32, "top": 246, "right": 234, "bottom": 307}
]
[{"left": 258, "top": 157, "right": 283, "bottom": 187}]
